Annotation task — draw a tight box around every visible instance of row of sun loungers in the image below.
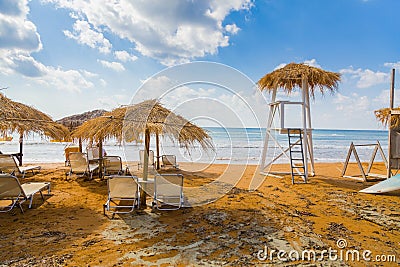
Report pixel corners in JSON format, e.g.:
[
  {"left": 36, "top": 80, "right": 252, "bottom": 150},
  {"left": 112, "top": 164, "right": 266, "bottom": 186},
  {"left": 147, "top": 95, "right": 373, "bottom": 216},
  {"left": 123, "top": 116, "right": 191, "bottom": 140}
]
[
  {"left": 67, "top": 150, "right": 179, "bottom": 180},
  {"left": 0, "top": 172, "right": 184, "bottom": 214},
  {"left": 0, "top": 150, "right": 183, "bottom": 214}
]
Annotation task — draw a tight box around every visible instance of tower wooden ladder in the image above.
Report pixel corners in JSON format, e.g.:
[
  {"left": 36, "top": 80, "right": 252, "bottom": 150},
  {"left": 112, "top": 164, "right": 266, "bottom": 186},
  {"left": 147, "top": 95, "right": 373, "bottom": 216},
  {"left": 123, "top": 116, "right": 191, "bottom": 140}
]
[{"left": 287, "top": 128, "right": 307, "bottom": 184}]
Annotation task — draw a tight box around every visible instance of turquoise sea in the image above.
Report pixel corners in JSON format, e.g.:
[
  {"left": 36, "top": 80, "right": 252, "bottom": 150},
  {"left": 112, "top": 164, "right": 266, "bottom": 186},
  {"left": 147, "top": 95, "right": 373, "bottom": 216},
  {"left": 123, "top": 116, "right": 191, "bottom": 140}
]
[{"left": 0, "top": 128, "right": 389, "bottom": 165}]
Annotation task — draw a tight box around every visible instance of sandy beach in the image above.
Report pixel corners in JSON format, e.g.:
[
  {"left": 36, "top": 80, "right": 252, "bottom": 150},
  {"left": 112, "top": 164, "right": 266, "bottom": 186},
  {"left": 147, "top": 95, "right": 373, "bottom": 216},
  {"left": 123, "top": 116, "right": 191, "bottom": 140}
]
[{"left": 0, "top": 161, "right": 399, "bottom": 266}]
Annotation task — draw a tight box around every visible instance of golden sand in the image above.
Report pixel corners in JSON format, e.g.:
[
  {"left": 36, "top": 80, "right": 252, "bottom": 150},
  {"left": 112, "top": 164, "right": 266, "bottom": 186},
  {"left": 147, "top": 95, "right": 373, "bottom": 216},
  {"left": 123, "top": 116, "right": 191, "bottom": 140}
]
[{"left": 0, "top": 162, "right": 399, "bottom": 266}]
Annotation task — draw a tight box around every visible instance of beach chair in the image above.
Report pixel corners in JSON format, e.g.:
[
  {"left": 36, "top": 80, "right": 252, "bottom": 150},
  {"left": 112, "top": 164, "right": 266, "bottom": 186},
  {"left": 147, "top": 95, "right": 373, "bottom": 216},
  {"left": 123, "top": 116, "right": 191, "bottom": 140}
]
[
  {"left": 64, "top": 145, "right": 80, "bottom": 166},
  {"left": 0, "top": 174, "right": 51, "bottom": 213},
  {"left": 68, "top": 152, "right": 99, "bottom": 179},
  {"left": 138, "top": 150, "right": 155, "bottom": 170},
  {"left": 103, "top": 175, "right": 140, "bottom": 217},
  {"left": 152, "top": 174, "right": 184, "bottom": 210},
  {"left": 161, "top": 155, "right": 179, "bottom": 169},
  {"left": 87, "top": 146, "right": 100, "bottom": 164},
  {"left": 0, "top": 154, "right": 41, "bottom": 178},
  {"left": 103, "top": 156, "right": 123, "bottom": 176}
]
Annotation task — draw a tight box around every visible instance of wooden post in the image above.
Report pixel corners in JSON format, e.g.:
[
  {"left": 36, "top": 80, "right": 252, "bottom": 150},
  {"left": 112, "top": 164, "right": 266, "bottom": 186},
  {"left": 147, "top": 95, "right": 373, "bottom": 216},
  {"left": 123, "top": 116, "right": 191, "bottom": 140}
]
[
  {"left": 98, "top": 140, "right": 103, "bottom": 178},
  {"left": 156, "top": 133, "right": 160, "bottom": 169},
  {"left": 301, "top": 77, "right": 308, "bottom": 182},
  {"left": 388, "top": 68, "right": 395, "bottom": 178},
  {"left": 78, "top": 138, "right": 82, "bottom": 152},
  {"left": 140, "top": 128, "right": 151, "bottom": 208},
  {"left": 260, "top": 88, "right": 277, "bottom": 171},
  {"left": 18, "top": 134, "right": 23, "bottom": 166},
  {"left": 304, "top": 81, "right": 315, "bottom": 176}
]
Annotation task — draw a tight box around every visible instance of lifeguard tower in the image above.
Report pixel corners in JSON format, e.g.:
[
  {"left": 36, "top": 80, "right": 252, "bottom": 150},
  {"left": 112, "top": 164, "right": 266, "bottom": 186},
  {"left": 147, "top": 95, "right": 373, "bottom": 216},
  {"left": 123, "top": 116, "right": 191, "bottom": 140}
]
[{"left": 257, "top": 63, "right": 341, "bottom": 184}]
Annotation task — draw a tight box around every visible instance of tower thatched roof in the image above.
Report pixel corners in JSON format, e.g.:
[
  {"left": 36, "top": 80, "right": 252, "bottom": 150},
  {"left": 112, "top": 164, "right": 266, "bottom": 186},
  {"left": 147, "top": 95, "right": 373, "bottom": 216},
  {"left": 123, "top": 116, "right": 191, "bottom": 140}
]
[{"left": 258, "top": 63, "right": 341, "bottom": 97}]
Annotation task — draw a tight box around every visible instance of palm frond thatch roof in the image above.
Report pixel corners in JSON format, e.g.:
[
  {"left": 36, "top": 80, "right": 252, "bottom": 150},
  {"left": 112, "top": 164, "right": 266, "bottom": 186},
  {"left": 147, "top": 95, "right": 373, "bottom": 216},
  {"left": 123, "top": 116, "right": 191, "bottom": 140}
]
[
  {"left": 72, "top": 100, "right": 213, "bottom": 151},
  {"left": 258, "top": 62, "right": 341, "bottom": 97},
  {"left": 374, "top": 107, "right": 400, "bottom": 129},
  {"left": 0, "top": 93, "right": 69, "bottom": 139}
]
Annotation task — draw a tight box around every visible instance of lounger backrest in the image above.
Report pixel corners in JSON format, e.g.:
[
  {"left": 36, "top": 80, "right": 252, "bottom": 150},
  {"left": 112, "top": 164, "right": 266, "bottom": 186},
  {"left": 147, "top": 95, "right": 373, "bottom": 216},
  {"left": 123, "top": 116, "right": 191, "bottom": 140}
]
[
  {"left": 0, "top": 174, "right": 25, "bottom": 199},
  {"left": 139, "top": 150, "right": 154, "bottom": 166},
  {"left": 162, "top": 155, "right": 176, "bottom": 166},
  {"left": 69, "top": 152, "right": 88, "bottom": 173},
  {"left": 108, "top": 176, "right": 139, "bottom": 199},
  {"left": 104, "top": 156, "right": 122, "bottom": 174},
  {"left": 154, "top": 174, "right": 183, "bottom": 198},
  {"left": 0, "top": 154, "right": 18, "bottom": 174},
  {"left": 86, "top": 147, "right": 94, "bottom": 161},
  {"left": 64, "top": 146, "right": 80, "bottom": 162}
]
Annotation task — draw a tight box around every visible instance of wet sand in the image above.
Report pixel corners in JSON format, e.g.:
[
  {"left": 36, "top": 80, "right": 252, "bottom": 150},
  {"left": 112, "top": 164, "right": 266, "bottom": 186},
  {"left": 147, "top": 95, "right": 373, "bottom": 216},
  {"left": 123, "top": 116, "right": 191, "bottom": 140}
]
[{"left": 0, "top": 161, "right": 399, "bottom": 266}]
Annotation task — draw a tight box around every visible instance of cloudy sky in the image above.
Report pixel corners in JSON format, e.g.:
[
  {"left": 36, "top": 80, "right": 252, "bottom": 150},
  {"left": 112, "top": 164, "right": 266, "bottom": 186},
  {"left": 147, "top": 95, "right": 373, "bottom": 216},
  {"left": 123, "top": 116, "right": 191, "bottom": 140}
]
[{"left": 0, "top": 0, "right": 399, "bottom": 130}]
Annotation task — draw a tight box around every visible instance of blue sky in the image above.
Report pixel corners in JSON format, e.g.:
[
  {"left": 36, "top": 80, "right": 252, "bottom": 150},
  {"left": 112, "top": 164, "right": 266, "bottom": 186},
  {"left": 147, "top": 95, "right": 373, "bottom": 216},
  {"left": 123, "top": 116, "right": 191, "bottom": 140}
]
[{"left": 0, "top": 0, "right": 399, "bottom": 130}]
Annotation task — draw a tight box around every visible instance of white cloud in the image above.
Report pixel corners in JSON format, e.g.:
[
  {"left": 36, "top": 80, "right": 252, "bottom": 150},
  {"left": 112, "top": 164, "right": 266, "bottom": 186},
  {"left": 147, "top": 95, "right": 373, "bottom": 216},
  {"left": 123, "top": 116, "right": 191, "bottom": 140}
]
[
  {"left": 340, "top": 67, "right": 389, "bottom": 88},
  {"left": 64, "top": 20, "right": 112, "bottom": 54},
  {"left": 225, "top": 24, "right": 240, "bottom": 34},
  {"left": 0, "top": 50, "right": 95, "bottom": 92},
  {"left": 0, "top": 0, "right": 41, "bottom": 52},
  {"left": 114, "top": 50, "right": 138, "bottom": 62},
  {"left": 384, "top": 62, "right": 400, "bottom": 69},
  {"left": 273, "top": 59, "right": 322, "bottom": 70},
  {"left": 42, "top": 0, "right": 253, "bottom": 65},
  {"left": 97, "top": 94, "right": 128, "bottom": 109},
  {"left": 0, "top": 0, "right": 96, "bottom": 92},
  {"left": 373, "top": 89, "right": 400, "bottom": 106},
  {"left": 41, "top": 67, "right": 94, "bottom": 92},
  {"left": 98, "top": 59, "right": 125, "bottom": 72},
  {"left": 0, "top": 0, "right": 27, "bottom": 16},
  {"left": 304, "top": 59, "right": 321, "bottom": 68},
  {"left": 333, "top": 92, "right": 370, "bottom": 113}
]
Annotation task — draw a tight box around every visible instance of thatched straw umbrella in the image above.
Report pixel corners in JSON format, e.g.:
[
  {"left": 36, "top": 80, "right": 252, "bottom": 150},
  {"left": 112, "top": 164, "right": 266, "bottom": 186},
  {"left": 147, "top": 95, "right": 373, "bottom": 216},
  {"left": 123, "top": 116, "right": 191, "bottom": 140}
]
[
  {"left": 374, "top": 107, "right": 400, "bottom": 130},
  {"left": 124, "top": 99, "right": 213, "bottom": 206},
  {"left": 73, "top": 100, "right": 213, "bottom": 169},
  {"left": 258, "top": 62, "right": 341, "bottom": 96},
  {"left": 0, "top": 93, "right": 69, "bottom": 165},
  {"left": 72, "top": 100, "right": 213, "bottom": 206}
]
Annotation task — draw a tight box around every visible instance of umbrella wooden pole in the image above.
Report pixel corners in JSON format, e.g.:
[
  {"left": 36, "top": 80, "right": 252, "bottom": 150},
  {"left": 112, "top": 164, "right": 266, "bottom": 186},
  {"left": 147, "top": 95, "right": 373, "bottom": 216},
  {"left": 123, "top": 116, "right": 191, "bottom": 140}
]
[
  {"left": 140, "top": 128, "right": 151, "bottom": 208},
  {"left": 156, "top": 133, "right": 160, "bottom": 169},
  {"left": 98, "top": 140, "right": 103, "bottom": 178},
  {"left": 18, "top": 134, "right": 23, "bottom": 166},
  {"left": 79, "top": 138, "right": 82, "bottom": 152}
]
